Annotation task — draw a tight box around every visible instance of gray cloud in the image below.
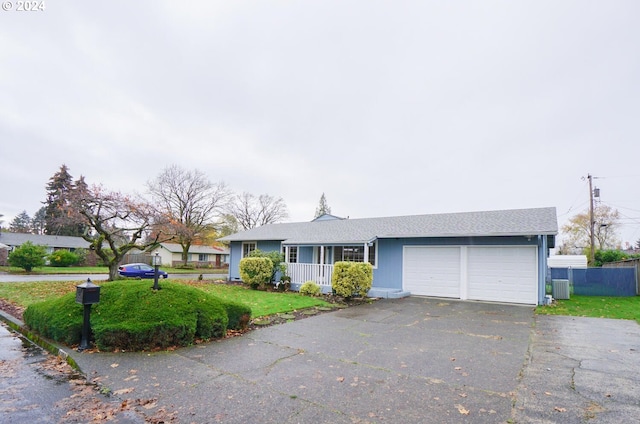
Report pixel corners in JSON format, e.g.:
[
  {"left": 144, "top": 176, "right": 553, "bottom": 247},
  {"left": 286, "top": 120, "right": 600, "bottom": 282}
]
[{"left": 1, "top": 1, "right": 639, "bottom": 245}]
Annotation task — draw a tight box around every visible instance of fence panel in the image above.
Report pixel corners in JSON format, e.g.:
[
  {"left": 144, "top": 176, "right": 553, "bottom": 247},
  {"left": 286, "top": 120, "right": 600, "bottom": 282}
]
[
  {"left": 603, "top": 258, "right": 640, "bottom": 295},
  {"left": 570, "top": 267, "right": 637, "bottom": 296}
]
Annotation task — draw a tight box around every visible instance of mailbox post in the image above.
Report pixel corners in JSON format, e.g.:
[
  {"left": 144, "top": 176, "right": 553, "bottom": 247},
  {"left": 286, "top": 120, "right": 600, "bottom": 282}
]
[
  {"left": 76, "top": 278, "right": 101, "bottom": 351},
  {"left": 152, "top": 253, "right": 162, "bottom": 290}
]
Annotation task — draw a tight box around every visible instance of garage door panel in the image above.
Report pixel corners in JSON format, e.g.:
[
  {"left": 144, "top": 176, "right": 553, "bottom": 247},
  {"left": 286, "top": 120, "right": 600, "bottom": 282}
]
[
  {"left": 467, "top": 247, "right": 537, "bottom": 304},
  {"left": 403, "top": 247, "right": 460, "bottom": 298}
]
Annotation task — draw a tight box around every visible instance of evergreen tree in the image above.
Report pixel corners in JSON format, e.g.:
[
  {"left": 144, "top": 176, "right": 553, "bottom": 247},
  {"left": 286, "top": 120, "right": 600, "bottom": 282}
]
[
  {"left": 44, "top": 164, "right": 79, "bottom": 236},
  {"left": 314, "top": 193, "right": 332, "bottom": 218},
  {"left": 9, "top": 210, "right": 32, "bottom": 233},
  {"left": 31, "top": 207, "right": 47, "bottom": 234}
]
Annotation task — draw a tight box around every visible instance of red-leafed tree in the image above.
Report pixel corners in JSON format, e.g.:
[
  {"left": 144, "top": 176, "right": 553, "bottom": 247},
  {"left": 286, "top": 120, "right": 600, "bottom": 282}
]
[{"left": 70, "top": 185, "right": 172, "bottom": 280}]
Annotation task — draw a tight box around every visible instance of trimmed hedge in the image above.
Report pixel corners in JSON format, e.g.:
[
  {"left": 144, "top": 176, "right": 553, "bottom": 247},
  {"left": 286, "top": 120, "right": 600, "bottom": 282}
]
[
  {"left": 331, "top": 262, "right": 373, "bottom": 298},
  {"left": 239, "top": 257, "right": 273, "bottom": 289},
  {"left": 23, "top": 281, "right": 250, "bottom": 351}
]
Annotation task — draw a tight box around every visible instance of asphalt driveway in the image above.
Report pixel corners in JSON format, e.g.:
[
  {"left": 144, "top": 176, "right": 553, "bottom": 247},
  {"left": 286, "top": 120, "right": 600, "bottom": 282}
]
[
  {"left": 69, "top": 297, "right": 535, "bottom": 423},
  {"left": 64, "top": 297, "right": 640, "bottom": 423}
]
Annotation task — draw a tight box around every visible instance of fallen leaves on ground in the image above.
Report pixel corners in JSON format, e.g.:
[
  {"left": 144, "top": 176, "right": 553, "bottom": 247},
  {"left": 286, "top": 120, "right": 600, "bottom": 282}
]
[{"left": 455, "top": 404, "right": 470, "bottom": 415}]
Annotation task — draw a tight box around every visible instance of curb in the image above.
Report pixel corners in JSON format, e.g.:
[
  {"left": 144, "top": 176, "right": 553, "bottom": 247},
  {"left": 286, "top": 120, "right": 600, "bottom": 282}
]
[{"left": 0, "top": 309, "right": 82, "bottom": 372}]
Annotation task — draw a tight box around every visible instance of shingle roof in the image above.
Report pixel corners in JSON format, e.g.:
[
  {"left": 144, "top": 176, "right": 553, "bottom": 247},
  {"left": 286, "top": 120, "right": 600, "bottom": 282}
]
[
  {"left": 218, "top": 207, "right": 558, "bottom": 245},
  {"left": 0, "top": 232, "right": 90, "bottom": 249},
  {"left": 159, "top": 243, "right": 229, "bottom": 255}
]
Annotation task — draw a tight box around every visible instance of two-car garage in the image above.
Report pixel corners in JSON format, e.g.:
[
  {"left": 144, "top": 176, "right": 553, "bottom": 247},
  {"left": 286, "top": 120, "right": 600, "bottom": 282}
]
[{"left": 403, "top": 246, "right": 538, "bottom": 305}]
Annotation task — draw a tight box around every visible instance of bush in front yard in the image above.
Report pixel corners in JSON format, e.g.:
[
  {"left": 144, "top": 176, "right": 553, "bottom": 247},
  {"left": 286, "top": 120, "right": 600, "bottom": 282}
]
[
  {"left": 331, "top": 262, "right": 373, "bottom": 298},
  {"left": 299, "top": 281, "right": 321, "bottom": 297},
  {"left": 48, "top": 250, "right": 79, "bottom": 267},
  {"left": 248, "top": 249, "right": 287, "bottom": 282},
  {"left": 239, "top": 257, "right": 273, "bottom": 289},
  {"left": 223, "top": 300, "right": 252, "bottom": 330},
  {"left": 8, "top": 241, "right": 47, "bottom": 272},
  {"left": 23, "top": 281, "right": 245, "bottom": 351}
]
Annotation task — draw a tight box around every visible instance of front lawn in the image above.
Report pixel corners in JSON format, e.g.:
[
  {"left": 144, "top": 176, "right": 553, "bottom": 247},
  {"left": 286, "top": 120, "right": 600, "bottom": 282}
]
[
  {"left": 536, "top": 295, "right": 640, "bottom": 324},
  {"left": 0, "top": 279, "right": 330, "bottom": 319},
  {"left": 181, "top": 281, "right": 331, "bottom": 317}
]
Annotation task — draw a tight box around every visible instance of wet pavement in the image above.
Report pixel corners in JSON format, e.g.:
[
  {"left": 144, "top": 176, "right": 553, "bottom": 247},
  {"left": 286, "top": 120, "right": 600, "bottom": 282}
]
[
  {"left": 69, "top": 298, "right": 535, "bottom": 423},
  {"left": 3, "top": 297, "right": 639, "bottom": 423},
  {"left": 0, "top": 323, "right": 79, "bottom": 422},
  {"left": 513, "top": 315, "right": 640, "bottom": 423},
  {"left": 0, "top": 322, "right": 147, "bottom": 423}
]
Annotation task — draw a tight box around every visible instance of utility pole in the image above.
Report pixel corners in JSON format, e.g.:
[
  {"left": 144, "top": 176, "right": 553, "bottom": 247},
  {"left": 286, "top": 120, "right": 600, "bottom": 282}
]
[{"left": 588, "top": 174, "right": 595, "bottom": 265}]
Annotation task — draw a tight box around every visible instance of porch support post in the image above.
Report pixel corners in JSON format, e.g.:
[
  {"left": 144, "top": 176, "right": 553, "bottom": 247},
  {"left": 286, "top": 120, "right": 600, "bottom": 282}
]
[
  {"left": 320, "top": 246, "right": 325, "bottom": 265},
  {"left": 284, "top": 245, "right": 289, "bottom": 263},
  {"left": 363, "top": 243, "right": 369, "bottom": 264}
]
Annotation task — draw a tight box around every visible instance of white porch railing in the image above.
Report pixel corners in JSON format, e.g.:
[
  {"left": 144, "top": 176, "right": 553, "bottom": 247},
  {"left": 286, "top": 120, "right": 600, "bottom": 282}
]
[{"left": 286, "top": 263, "right": 334, "bottom": 288}]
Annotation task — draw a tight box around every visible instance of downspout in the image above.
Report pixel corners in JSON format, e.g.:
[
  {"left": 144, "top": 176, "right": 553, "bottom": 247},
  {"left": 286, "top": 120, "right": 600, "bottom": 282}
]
[{"left": 538, "top": 235, "right": 547, "bottom": 305}]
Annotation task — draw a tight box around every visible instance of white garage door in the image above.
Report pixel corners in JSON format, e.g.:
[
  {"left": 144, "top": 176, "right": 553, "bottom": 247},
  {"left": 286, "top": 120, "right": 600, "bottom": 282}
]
[
  {"left": 467, "top": 247, "right": 538, "bottom": 304},
  {"left": 403, "top": 247, "right": 460, "bottom": 298}
]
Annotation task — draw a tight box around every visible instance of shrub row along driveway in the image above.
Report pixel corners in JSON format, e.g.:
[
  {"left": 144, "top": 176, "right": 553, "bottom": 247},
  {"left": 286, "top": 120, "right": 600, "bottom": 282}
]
[{"left": 70, "top": 297, "right": 533, "bottom": 423}]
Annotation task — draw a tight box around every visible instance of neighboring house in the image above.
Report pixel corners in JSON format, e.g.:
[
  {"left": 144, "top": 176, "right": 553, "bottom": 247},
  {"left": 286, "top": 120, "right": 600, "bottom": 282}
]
[
  {"left": 147, "top": 243, "right": 230, "bottom": 268},
  {"left": 547, "top": 255, "right": 588, "bottom": 269},
  {"left": 219, "top": 207, "right": 558, "bottom": 305},
  {"left": 0, "top": 232, "right": 92, "bottom": 266}
]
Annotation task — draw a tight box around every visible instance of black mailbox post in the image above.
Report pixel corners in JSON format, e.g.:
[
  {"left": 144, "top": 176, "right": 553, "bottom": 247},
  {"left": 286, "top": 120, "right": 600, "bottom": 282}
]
[{"left": 76, "top": 278, "right": 101, "bottom": 351}]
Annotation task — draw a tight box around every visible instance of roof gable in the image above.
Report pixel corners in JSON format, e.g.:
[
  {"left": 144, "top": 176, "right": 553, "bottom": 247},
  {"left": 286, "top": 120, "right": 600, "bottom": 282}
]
[{"left": 218, "top": 207, "right": 558, "bottom": 245}]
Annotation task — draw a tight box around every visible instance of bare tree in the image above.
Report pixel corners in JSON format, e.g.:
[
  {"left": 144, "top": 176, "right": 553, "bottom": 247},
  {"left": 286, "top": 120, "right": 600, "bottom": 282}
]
[
  {"left": 561, "top": 205, "right": 621, "bottom": 255},
  {"left": 71, "top": 185, "right": 172, "bottom": 281},
  {"left": 146, "top": 165, "right": 231, "bottom": 265},
  {"left": 227, "top": 192, "right": 289, "bottom": 230}
]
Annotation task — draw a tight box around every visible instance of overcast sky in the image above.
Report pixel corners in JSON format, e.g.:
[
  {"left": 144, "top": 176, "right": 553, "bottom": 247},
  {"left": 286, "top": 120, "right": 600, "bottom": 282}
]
[{"left": 1, "top": 1, "right": 639, "bottom": 247}]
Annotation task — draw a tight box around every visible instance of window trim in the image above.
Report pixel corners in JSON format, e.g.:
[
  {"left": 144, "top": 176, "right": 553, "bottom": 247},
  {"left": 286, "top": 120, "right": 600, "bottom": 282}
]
[
  {"left": 288, "top": 246, "right": 298, "bottom": 263},
  {"left": 242, "top": 242, "right": 257, "bottom": 258}
]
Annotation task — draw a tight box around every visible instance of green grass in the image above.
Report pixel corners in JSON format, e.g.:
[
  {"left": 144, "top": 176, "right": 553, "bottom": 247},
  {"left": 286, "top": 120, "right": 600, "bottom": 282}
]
[
  {"left": 0, "top": 265, "right": 228, "bottom": 275},
  {"left": 0, "top": 279, "right": 330, "bottom": 318},
  {"left": 536, "top": 295, "right": 640, "bottom": 324},
  {"left": 181, "top": 281, "right": 331, "bottom": 317}
]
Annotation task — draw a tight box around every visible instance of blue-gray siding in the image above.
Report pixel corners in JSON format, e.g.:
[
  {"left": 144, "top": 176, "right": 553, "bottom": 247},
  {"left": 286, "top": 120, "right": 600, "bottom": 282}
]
[
  {"left": 374, "top": 236, "right": 541, "bottom": 292},
  {"left": 228, "top": 236, "right": 549, "bottom": 304},
  {"left": 228, "top": 240, "right": 285, "bottom": 280}
]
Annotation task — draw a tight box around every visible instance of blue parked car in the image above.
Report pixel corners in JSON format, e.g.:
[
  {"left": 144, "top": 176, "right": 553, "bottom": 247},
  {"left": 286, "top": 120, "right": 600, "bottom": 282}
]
[{"left": 118, "top": 263, "right": 168, "bottom": 279}]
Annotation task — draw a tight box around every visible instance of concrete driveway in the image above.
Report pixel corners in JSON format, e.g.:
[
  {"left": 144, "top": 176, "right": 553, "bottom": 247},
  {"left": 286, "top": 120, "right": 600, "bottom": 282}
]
[{"left": 65, "top": 297, "right": 640, "bottom": 423}]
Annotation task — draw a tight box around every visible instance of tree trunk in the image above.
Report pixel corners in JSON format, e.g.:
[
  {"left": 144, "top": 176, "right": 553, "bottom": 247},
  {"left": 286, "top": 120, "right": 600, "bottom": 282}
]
[{"left": 108, "top": 264, "right": 119, "bottom": 281}]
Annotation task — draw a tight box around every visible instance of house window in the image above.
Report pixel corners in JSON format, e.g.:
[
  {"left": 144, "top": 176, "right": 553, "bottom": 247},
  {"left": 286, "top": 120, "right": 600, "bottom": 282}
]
[
  {"left": 368, "top": 242, "right": 377, "bottom": 265},
  {"left": 242, "top": 242, "right": 256, "bottom": 257},
  {"left": 334, "top": 243, "right": 376, "bottom": 266},
  {"left": 198, "top": 253, "right": 207, "bottom": 262},
  {"left": 288, "top": 246, "right": 298, "bottom": 263}
]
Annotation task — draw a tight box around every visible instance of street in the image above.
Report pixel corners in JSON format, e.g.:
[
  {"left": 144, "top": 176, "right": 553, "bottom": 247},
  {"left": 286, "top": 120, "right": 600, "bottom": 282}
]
[{"left": 0, "top": 272, "right": 228, "bottom": 283}]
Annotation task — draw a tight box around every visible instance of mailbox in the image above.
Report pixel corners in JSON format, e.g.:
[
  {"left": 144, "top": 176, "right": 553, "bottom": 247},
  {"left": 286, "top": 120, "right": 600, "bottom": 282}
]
[{"left": 76, "top": 279, "right": 101, "bottom": 305}]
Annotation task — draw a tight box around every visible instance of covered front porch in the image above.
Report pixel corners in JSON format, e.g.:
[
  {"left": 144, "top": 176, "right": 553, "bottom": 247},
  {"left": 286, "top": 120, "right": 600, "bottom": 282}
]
[{"left": 285, "top": 263, "right": 409, "bottom": 299}]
